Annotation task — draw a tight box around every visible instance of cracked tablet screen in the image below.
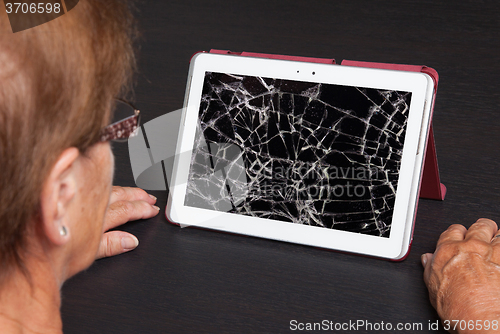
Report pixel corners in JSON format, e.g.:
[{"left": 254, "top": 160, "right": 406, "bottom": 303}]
[{"left": 184, "top": 72, "right": 412, "bottom": 237}]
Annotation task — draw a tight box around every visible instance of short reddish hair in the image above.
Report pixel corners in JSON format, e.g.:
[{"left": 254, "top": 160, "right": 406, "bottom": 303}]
[{"left": 0, "top": 0, "right": 137, "bottom": 281}]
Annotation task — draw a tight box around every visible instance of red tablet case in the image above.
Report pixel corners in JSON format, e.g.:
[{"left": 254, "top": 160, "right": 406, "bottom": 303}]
[{"left": 208, "top": 49, "right": 446, "bottom": 201}]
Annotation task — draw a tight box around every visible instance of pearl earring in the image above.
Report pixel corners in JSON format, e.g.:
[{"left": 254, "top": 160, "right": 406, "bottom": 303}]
[{"left": 60, "top": 226, "right": 67, "bottom": 236}]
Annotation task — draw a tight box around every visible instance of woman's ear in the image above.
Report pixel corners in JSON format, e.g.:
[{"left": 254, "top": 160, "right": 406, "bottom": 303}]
[{"left": 39, "top": 147, "right": 80, "bottom": 246}]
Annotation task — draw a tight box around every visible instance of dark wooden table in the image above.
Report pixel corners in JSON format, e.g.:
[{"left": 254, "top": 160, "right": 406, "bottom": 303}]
[{"left": 61, "top": 1, "right": 500, "bottom": 333}]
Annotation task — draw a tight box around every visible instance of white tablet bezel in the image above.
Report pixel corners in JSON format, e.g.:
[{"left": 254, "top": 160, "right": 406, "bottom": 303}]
[{"left": 167, "top": 53, "right": 434, "bottom": 259}]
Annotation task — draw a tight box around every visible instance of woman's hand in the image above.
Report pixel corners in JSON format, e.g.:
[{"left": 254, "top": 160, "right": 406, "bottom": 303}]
[
  {"left": 95, "top": 186, "right": 160, "bottom": 259},
  {"left": 422, "top": 218, "right": 500, "bottom": 333}
]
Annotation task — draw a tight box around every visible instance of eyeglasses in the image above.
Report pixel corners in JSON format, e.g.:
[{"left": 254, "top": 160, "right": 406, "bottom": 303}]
[{"left": 99, "top": 99, "right": 141, "bottom": 142}]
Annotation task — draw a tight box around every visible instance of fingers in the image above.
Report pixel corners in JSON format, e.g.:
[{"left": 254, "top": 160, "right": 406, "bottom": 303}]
[
  {"left": 435, "top": 224, "right": 467, "bottom": 248},
  {"left": 421, "top": 253, "right": 432, "bottom": 268},
  {"left": 421, "top": 253, "right": 433, "bottom": 286},
  {"left": 96, "top": 231, "right": 139, "bottom": 260},
  {"left": 422, "top": 225, "right": 466, "bottom": 277},
  {"left": 434, "top": 220, "right": 498, "bottom": 249},
  {"left": 490, "top": 233, "right": 500, "bottom": 244},
  {"left": 487, "top": 221, "right": 500, "bottom": 261},
  {"left": 104, "top": 198, "right": 160, "bottom": 231},
  {"left": 423, "top": 220, "right": 500, "bottom": 281},
  {"left": 110, "top": 186, "right": 157, "bottom": 206},
  {"left": 464, "top": 218, "right": 498, "bottom": 243},
  {"left": 422, "top": 219, "right": 500, "bottom": 319},
  {"left": 96, "top": 187, "right": 160, "bottom": 260}
]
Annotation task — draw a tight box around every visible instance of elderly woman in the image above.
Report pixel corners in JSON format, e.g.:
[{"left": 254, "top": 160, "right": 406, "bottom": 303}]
[
  {"left": 2, "top": 2, "right": 499, "bottom": 334},
  {"left": 0, "top": 1, "right": 159, "bottom": 332}
]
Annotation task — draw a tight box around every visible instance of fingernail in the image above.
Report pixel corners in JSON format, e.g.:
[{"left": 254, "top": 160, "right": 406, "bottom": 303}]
[
  {"left": 421, "top": 254, "right": 428, "bottom": 267},
  {"left": 149, "top": 194, "right": 157, "bottom": 201},
  {"left": 153, "top": 205, "right": 160, "bottom": 211},
  {"left": 121, "top": 236, "right": 139, "bottom": 250}
]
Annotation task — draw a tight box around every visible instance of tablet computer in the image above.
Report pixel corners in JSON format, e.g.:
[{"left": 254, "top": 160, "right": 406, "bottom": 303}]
[{"left": 166, "top": 52, "right": 435, "bottom": 260}]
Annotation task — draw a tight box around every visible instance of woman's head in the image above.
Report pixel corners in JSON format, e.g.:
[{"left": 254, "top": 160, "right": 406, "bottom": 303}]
[{"left": 0, "top": 0, "right": 137, "bottom": 281}]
